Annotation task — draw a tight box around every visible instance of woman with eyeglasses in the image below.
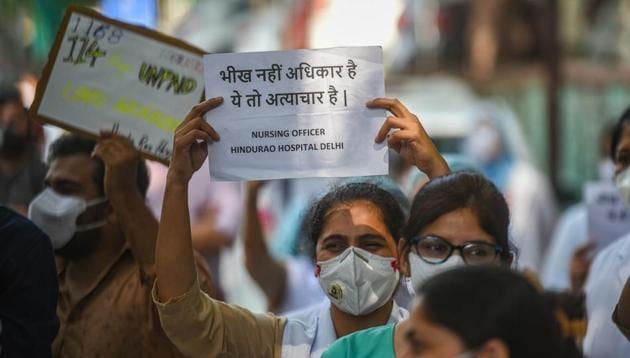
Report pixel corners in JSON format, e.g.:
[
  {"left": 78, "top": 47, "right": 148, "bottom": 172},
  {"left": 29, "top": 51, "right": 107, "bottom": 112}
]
[
  {"left": 400, "top": 171, "right": 513, "bottom": 291},
  {"left": 323, "top": 171, "right": 514, "bottom": 358},
  {"left": 152, "top": 97, "right": 452, "bottom": 357}
]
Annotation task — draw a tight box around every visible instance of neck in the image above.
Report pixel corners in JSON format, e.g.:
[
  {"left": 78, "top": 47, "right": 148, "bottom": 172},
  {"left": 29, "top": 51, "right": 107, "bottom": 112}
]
[
  {"left": 330, "top": 299, "right": 394, "bottom": 338},
  {"left": 64, "top": 225, "right": 125, "bottom": 294}
]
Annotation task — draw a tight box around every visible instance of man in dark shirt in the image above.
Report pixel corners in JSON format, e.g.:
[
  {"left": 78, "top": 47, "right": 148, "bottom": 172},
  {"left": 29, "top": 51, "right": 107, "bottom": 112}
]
[
  {"left": 0, "top": 206, "right": 59, "bottom": 357},
  {"left": 0, "top": 86, "right": 47, "bottom": 215}
]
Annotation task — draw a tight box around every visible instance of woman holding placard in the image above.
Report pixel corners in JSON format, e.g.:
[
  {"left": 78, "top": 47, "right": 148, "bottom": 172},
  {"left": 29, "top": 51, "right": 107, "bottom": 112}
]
[{"left": 151, "top": 96, "right": 450, "bottom": 357}]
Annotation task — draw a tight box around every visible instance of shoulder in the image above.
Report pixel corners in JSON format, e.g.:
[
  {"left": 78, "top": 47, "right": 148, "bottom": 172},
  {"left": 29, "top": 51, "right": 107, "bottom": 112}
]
[
  {"left": 324, "top": 324, "right": 395, "bottom": 358},
  {"left": 588, "top": 233, "right": 630, "bottom": 287},
  {"left": 594, "top": 233, "right": 630, "bottom": 264},
  {"left": 282, "top": 303, "right": 327, "bottom": 348},
  {"left": 0, "top": 206, "right": 50, "bottom": 253},
  {"left": 346, "top": 323, "right": 394, "bottom": 341},
  {"left": 285, "top": 302, "right": 325, "bottom": 327}
]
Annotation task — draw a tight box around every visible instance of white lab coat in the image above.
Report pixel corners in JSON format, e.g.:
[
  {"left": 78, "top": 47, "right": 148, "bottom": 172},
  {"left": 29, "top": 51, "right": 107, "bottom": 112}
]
[{"left": 584, "top": 232, "right": 630, "bottom": 357}]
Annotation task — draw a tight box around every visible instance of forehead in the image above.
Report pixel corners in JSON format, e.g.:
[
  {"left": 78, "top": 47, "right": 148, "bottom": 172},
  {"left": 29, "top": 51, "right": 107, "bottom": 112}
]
[
  {"left": 419, "top": 207, "right": 495, "bottom": 245},
  {"left": 47, "top": 153, "right": 97, "bottom": 184},
  {"left": 323, "top": 201, "right": 386, "bottom": 229},
  {"left": 320, "top": 201, "right": 395, "bottom": 241}
]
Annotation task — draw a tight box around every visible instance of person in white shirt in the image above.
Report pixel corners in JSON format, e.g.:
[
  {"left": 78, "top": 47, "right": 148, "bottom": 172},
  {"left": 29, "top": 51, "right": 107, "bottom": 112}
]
[
  {"left": 541, "top": 127, "right": 615, "bottom": 292},
  {"left": 584, "top": 107, "right": 630, "bottom": 356}
]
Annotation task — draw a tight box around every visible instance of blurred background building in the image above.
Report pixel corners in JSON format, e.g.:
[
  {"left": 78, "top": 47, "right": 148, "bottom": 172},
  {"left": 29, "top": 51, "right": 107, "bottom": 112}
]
[
  {"left": 3, "top": 0, "right": 630, "bottom": 202},
  {"left": 3, "top": 0, "right": 630, "bottom": 309}
]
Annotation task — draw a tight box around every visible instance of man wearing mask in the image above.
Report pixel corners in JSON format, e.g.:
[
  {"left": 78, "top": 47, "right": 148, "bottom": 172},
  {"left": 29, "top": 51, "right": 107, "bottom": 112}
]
[
  {"left": 28, "top": 133, "right": 213, "bottom": 357},
  {"left": 583, "top": 107, "right": 630, "bottom": 356},
  {"left": 0, "top": 86, "right": 46, "bottom": 215}
]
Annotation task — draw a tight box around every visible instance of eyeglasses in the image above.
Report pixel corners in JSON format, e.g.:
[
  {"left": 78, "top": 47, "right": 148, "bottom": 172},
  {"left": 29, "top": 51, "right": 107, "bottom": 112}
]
[{"left": 409, "top": 235, "right": 503, "bottom": 265}]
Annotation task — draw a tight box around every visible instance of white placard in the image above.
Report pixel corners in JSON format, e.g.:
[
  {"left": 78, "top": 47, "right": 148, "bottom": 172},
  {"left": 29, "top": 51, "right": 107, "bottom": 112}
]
[
  {"left": 31, "top": 7, "right": 205, "bottom": 162},
  {"left": 585, "top": 181, "right": 630, "bottom": 250},
  {"left": 203, "top": 46, "right": 388, "bottom": 181}
]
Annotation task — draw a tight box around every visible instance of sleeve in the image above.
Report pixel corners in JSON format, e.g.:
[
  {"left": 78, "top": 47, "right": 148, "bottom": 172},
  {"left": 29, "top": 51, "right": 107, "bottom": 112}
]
[
  {"left": 321, "top": 339, "right": 350, "bottom": 358},
  {"left": 152, "top": 277, "right": 286, "bottom": 358}
]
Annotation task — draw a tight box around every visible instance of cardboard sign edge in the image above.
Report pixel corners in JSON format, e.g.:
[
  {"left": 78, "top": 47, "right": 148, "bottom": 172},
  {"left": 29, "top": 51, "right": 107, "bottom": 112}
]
[{"left": 29, "top": 5, "right": 207, "bottom": 166}]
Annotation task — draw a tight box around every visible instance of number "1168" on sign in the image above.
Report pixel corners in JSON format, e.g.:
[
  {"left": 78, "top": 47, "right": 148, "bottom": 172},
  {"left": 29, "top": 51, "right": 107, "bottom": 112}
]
[{"left": 62, "top": 15, "right": 124, "bottom": 67}]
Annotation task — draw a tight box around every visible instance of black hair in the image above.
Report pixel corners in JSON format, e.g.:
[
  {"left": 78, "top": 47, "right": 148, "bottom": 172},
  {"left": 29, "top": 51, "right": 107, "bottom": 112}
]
[
  {"left": 302, "top": 182, "right": 405, "bottom": 258},
  {"left": 403, "top": 171, "right": 511, "bottom": 264},
  {"left": 47, "top": 134, "right": 150, "bottom": 197},
  {"left": 0, "top": 86, "right": 22, "bottom": 108},
  {"left": 610, "top": 107, "right": 630, "bottom": 161},
  {"left": 339, "top": 176, "right": 410, "bottom": 216},
  {"left": 417, "top": 266, "right": 567, "bottom": 357}
]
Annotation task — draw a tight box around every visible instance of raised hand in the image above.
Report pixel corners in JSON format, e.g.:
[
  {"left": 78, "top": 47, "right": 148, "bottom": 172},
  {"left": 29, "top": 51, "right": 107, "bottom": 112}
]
[
  {"left": 168, "top": 97, "right": 223, "bottom": 186},
  {"left": 368, "top": 98, "right": 449, "bottom": 179},
  {"left": 93, "top": 132, "right": 140, "bottom": 201}
]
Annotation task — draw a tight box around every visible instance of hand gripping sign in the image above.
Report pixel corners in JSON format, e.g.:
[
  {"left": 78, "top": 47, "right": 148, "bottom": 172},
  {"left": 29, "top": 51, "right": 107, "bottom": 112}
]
[
  {"left": 203, "top": 47, "right": 388, "bottom": 181},
  {"left": 30, "top": 6, "right": 205, "bottom": 163}
]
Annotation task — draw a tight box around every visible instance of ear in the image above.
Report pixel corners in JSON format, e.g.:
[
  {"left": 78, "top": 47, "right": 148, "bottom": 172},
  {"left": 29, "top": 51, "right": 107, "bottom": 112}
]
[
  {"left": 398, "top": 238, "right": 410, "bottom": 277},
  {"left": 476, "top": 338, "right": 509, "bottom": 358}
]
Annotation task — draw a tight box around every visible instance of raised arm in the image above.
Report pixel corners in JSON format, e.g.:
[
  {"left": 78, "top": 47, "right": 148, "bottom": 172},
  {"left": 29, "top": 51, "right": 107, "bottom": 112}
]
[
  {"left": 367, "top": 98, "right": 450, "bottom": 179},
  {"left": 156, "top": 97, "right": 222, "bottom": 301},
  {"left": 243, "top": 181, "right": 288, "bottom": 311},
  {"left": 93, "top": 134, "right": 158, "bottom": 271}
]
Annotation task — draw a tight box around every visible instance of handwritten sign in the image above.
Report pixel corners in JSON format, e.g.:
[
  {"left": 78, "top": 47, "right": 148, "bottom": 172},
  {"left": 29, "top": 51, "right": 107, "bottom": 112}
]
[
  {"left": 585, "top": 181, "right": 630, "bottom": 250},
  {"left": 30, "top": 6, "right": 205, "bottom": 163},
  {"left": 203, "top": 47, "right": 387, "bottom": 181}
]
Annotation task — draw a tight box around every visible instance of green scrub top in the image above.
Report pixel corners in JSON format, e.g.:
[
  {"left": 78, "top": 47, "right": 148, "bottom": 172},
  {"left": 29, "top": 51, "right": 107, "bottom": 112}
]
[{"left": 322, "top": 323, "right": 396, "bottom": 358}]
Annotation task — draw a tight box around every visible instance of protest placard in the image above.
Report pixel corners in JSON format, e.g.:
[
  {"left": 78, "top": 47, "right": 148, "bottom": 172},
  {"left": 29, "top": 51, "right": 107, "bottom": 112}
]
[
  {"left": 203, "top": 46, "right": 388, "bottom": 181},
  {"left": 30, "top": 6, "right": 205, "bottom": 163},
  {"left": 585, "top": 181, "right": 630, "bottom": 250}
]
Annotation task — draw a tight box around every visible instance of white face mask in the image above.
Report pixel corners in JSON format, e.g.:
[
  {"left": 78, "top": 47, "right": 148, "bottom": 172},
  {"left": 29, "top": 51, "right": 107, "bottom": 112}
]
[
  {"left": 408, "top": 252, "right": 465, "bottom": 293},
  {"left": 317, "top": 246, "right": 399, "bottom": 316},
  {"left": 28, "top": 188, "right": 107, "bottom": 250},
  {"left": 616, "top": 166, "right": 630, "bottom": 207}
]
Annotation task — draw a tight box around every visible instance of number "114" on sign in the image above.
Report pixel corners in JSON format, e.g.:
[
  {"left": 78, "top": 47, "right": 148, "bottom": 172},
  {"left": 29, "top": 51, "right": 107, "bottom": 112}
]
[{"left": 63, "top": 36, "right": 107, "bottom": 67}]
